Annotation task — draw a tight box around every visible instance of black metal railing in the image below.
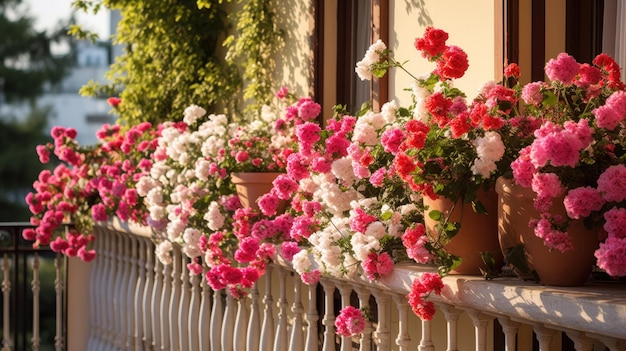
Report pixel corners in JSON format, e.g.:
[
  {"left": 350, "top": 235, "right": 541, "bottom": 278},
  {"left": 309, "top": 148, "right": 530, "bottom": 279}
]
[{"left": 0, "top": 223, "right": 66, "bottom": 351}]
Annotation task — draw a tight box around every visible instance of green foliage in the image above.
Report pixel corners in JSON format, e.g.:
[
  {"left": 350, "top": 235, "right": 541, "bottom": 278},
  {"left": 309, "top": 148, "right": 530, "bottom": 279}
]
[
  {"left": 223, "top": 0, "right": 284, "bottom": 116},
  {"left": 0, "top": 0, "right": 73, "bottom": 102},
  {"left": 73, "top": 0, "right": 282, "bottom": 126},
  {"left": 0, "top": 107, "right": 53, "bottom": 220}
]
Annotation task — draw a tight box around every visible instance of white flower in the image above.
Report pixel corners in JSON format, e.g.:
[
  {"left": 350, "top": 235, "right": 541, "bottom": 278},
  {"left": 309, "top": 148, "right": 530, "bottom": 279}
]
[
  {"left": 204, "top": 201, "right": 225, "bottom": 230},
  {"left": 331, "top": 157, "right": 358, "bottom": 185},
  {"left": 471, "top": 158, "right": 498, "bottom": 178},
  {"left": 136, "top": 176, "right": 160, "bottom": 197},
  {"left": 352, "top": 119, "right": 379, "bottom": 146},
  {"left": 182, "top": 228, "right": 201, "bottom": 245},
  {"left": 149, "top": 205, "right": 166, "bottom": 221},
  {"left": 146, "top": 187, "right": 164, "bottom": 206},
  {"left": 155, "top": 241, "right": 173, "bottom": 265},
  {"left": 365, "top": 221, "right": 386, "bottom": 239},
  {"left": 355, "top": 39, "right": 387, "bottom": 81},
  {"left": 292, "top": 250, "right": 312, "bottom": 274},
  {"left": 195, "top": 159, "right": 211, "bottom": 181},
  {"left": 474, "top": 131, "right": 505, "bottom": 161},
  {"left": 182, "top": 244, "right": 202, "bottom": 259},
  {"left": 167, "top": 219, "right": 186, "bottom": 241},
  {"left": 183, "top": 104, "right": 206, "bottom": 125},
  {"left": 381, "top": 100, "right": 398, "bottom": 123}
]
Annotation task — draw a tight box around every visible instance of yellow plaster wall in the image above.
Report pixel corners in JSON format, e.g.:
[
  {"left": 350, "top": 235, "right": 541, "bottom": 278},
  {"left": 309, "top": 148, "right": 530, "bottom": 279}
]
[{"left": 388, "top": 0, "right": 499, "bottom": 106}]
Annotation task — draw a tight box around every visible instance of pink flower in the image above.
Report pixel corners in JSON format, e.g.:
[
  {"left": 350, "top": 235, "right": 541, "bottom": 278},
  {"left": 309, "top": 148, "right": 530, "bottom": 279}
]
[
  {"left": 280, "top": 242, "right": 301, "bottom": 261},
  {"left": 276, "top": 86, "right": 288, "bottom": 99},
  {"left": 297, "top": 98, "right": 322, "bottom": 121},
  {"left": 335, "top": 306, "right": 366, "bottom": 337},
  {"left": 593, "top": 105, "right": 623, "bottom": 131},
  {"left": 361, "top": 252, "right": 394, "bottom": 280},
  {"left": 272, "top": 174, "right": 299, "bottom": 200},
  {"left": 369, "top": 167, "right": 386, "bottom": 187},
  {"left": 350, "top": 208, "right": 377, "bottom": 233},
  {"left": 91, "top": 203, "right": 108, "bottom": 221},
  {"left": 603, "top": 207, "right": 626, "bottom": 239},
  {"left": 544, "top": 53, "right": 580, "bottom": 85},
  {"left": 258, "top": 191, "right": 281, "bottom": 216},
  {"left": 407, "top": 272, "right": 444, "bottom": 320},
  {"left": 296, "top": 122, "right": 322, "bottom": 145},
  {"left": 286, "top": 153, "right": 310, "bottom": 180},
  {"left": 380, "top": 128, "right": 405, "bottom": 154},
  {"left": 563, "top": 187, "right": 604, "bottom": 219},
  {"left": 597, "top": 165, "right": 626, "bottom": 203},
  {"left": 595, "top": 237, "right": 626, "bottom": 277},
  {"left": 532, "top": 215, "right": 573, "bottom": 253},
  {"left": 301, "top": 270, "right": 321, "bottom": 285},
  {"left": 531, "top": 172, "right": 564, "bottom": 199},
  {"left": 521, "top": 82, "right": 544, "bottom": 105}
]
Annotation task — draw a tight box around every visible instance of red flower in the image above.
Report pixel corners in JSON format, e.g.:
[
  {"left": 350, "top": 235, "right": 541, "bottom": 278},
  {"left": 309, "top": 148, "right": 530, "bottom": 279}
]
[
  {"left": 414, "top": 26, "right": 449, "bottom": 59},
  {"left": 107, "top": 97, "right": 122, "bottom": 108},
  {"left": 504, "top": 63, "right": 520, "bottom": 78},
  {"left": 436, "top": 45, "right": 469, "bottom": 80}
]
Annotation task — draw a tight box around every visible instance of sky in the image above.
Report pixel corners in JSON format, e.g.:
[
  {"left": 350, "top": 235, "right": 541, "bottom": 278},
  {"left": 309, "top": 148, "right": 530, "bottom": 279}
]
[{"left": 24, "top": 0, "right": 110, "bottom": 39}]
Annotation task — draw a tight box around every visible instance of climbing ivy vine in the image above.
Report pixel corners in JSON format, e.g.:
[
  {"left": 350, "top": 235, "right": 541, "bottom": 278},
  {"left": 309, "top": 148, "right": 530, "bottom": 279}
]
[{"left": 71, "top": 0, "right": 282, "bottom": 125}]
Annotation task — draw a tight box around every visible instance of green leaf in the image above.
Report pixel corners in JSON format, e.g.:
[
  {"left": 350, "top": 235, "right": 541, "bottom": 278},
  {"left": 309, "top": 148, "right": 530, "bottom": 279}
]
[{"left": 428, "top": 209, "right": 443, "bottom": 221}]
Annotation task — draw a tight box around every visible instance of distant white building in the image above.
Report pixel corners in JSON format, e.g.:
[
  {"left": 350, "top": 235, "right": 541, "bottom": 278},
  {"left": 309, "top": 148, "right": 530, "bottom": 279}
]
[{"left": 0, "top": 10, "right": 121, "bottom": 146}]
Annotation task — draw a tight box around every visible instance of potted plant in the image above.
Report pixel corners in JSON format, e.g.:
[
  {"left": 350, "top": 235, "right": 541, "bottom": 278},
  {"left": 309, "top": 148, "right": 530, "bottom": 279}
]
[{"left": 499, "top": 52, "right": 626, "bottom": 285}]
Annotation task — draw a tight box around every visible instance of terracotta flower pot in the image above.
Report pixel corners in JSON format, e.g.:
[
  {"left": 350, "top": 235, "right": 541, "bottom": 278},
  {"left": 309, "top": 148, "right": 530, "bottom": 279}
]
[
  {"left": 423, "top": 189, "right": 503, "bottom": 275},
  {"left": 230, "top": 172, "right": 282, "bottom": 211},
  {"left": 496, "top": 177, "right": 599, "bottom": 286}
]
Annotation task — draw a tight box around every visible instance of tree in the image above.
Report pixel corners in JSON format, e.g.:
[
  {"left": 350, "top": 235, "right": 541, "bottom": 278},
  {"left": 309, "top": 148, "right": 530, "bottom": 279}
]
[{"left": 0, "top": 0, "right": 73, "bottom": 220}]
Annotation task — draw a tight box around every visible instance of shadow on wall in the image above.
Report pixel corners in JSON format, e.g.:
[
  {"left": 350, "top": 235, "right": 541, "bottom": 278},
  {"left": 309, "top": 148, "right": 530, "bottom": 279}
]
[
  {"left": 273, "top": 0, "right": 312, "bottom": 98},
  {"left": 405, "top": 0, "right": 434, "bottom": 27}
]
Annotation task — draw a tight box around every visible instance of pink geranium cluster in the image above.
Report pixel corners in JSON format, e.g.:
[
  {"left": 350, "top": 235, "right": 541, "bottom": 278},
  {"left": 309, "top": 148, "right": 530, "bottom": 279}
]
[
  {"left": 267, "top": 97, "right": 422, "bottom": 284},
  {"left": 24, "top": 121, "right": 158, "bottom": 261},
  {"left": 509, "top": 52, "right": 626, "bottom": 276},
  {"left": 335, "top": 306, "right": 367, "bottom": 337},
  {"left": 406, "top": 272, "right": 444, "bottom": 320}
]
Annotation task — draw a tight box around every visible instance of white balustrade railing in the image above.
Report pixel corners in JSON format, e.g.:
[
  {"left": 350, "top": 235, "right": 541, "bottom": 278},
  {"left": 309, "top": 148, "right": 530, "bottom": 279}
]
[{"left": 82, "top": 220, "right": 626, "bottom": 351}]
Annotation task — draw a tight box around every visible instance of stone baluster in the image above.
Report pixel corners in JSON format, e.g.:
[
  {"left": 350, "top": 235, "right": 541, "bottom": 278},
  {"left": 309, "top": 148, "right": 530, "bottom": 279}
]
[
  {"left": 151, "top": 244, "right": 165, "bottom": 349},
  {"left": 87, "top": 235, "right": 101, "bottom": 350},
  {"left": 133, "top": 238, "right": 147, "bottom": 350},
  {"left": 354, "top": 285, "right": 372, "bottom": 351},
  {"left": 221, "top": 291, "right": 236, "bottom": 350},
  {"left": 159, "top": 254, "right": 173, "bottom": 350},
  {"left": 198, "top": 272, "right": 211, "bottom": 349},
  {"left": 188, "top": 270, "right": 201, "bottom": 351},
  {"left": 392, "top": 294, "right": 411, "bottom": 351},
  {"left": 289, "top": 273, "right": 304, "bottom": 350},
  {"left": 247, "top": 283, "right": 261, "bottom": 350},
  {"left": 372, "top": 290, "right": 391, "bottom": 351},
  {"left": 440, "top": 304, "right": 462, "bottom": 351},
  {"left": 113, "top": 233, "right": 125, "bottom": 349},
  {"left": 234, "top": 293, "right": 249, "bottom": 351},
  {"left": 120, "top": 235, "right": 132, "bottom": 349},
  {"left": 141, "top": 239, "right": 155, "bottom": 349},
  {"left": 564, "top": 330, "right": 594, "bottom": 351},
  {"left": 320, "top": 279, "right": 336, "bottom": 351},
  {"left": 169, "top": 249, "right": 182, "bottom": 349},
  {"left": 178, "top": 255, "right": 191, "bottom": 351},
  {"left": 418, "top": 319, "right": 435, "bottom": 351},
  {"left": 31, "top": 253, "right": 40, "bottom": 351},
  {"left": 599, "top": 338, "right": 626, "bottom": 351},
  {"left": 260, "top": 266, "right": 275, "bottom": 351},
  {"left": 466, "top": 309, "right": 494, "bottom": 351},
  {"left": 126, "top": 236, "right": 138, "bottom": 349},
  {"left": 210, "top": 289, "right": 224, "bottom": 351},
  {"left": 274, "top": 267, "right": 289, "bottom": 351},
  {"left": 54, "top": 252, "right": 64, "bottom": 351},
  {"left": 338, "top": 283, "right": 353, "bottom": 351},
  {"left": 304, "top": 282, "right": 319, "bottom": 351},
  {"left": 496, "top": 316, "right": 519, "bottom": 351},
  {"left": 531, "top": 324, "right": 557, "bottom": 351},
  {"left": 105, "top": 231, "right": 118, "bottom": 349}
]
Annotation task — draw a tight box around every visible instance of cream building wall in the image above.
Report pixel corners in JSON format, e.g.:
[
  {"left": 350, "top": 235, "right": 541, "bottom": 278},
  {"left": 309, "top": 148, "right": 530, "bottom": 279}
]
[{"left": 389, "top": 0, "right": 500, "bottom": 107}]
